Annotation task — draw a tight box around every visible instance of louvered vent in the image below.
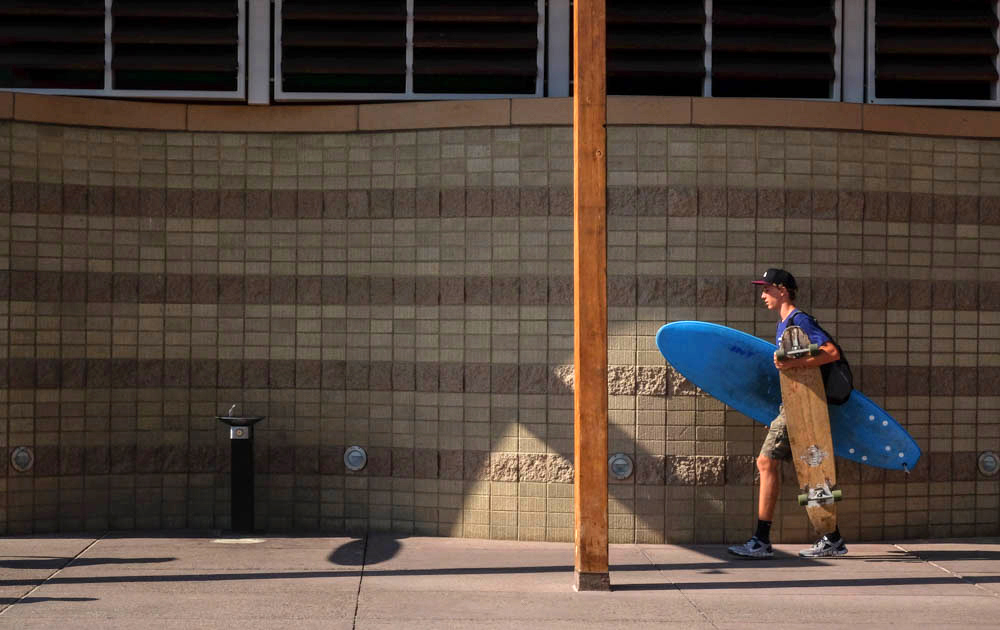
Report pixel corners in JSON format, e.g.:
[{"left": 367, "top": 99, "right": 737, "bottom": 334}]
[
  {"left": 412, "top": 0, "right": 540, "bottom": 94},
  {"left": 111, "top": 1, "right": 240, "bottom": 91},
  {"left": 0, "top": 1, "right": 105, "bottom": 89},
  {"left": 875, "top": 0, "right": 999, "bottom": 101},
  {"left": 606, "top": 0, "right": 706, "bottom": 96},
  {"left": 712, "top": 0, "right": 837, "bottom": 98},
  {"left": 280, "top": 0, "right": 406, "bottom": 94}
]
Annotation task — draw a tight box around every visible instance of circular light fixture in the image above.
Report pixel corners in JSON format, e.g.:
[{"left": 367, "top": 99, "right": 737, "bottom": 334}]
[
  {"left": 608, "top": 453, "right": 633, "bottom": 480},
  {"left": 978, "top": 451, "right": 999, "bottom": 476},
  {"left": 344, "top": 446, "right": 368, "bottom": 472},
  {"left": 10, "top": 447, "right": 34, "bottom": 473}
]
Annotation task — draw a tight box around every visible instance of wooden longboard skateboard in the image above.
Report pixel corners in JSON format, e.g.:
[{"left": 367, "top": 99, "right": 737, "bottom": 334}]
[{"left": 776, "top": 326, "right": 842, "bottom": 535}]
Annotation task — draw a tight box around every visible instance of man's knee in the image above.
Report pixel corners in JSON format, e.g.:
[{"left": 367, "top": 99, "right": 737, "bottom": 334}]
[{"left": 757, "top": 454, "right": 780, "bottom": 474}]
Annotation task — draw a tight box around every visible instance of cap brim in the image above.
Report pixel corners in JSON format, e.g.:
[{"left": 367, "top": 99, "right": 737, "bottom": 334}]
[{"left": 750, "top": 280, "right": 770, "bottom": 285}]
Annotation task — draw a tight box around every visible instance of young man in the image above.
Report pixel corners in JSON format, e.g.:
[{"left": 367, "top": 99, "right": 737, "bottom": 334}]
[{"left": 727, "top": 268, "right": 848, "bottom": 559}]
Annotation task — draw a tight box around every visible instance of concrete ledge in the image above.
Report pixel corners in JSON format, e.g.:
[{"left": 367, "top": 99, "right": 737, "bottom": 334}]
[
  {"left": 511, "top": 97, "right": 571, "bottom": 125},
  {"left": 13, "top": 93, "right": 186, "bottom": 130},
  {"left": 10, "top": 92, "right": 1000, "bottom": 139},
  {"left": 609, "top": 96, "right": 692, "bottom": 125},
  {"left": 693, "top": 98, "right": 863, "bottom": 131},
  {"left": 359, "top": 99, "right": 510, "bottom": 131},
  {"left": 863, "top": 104, "right": 1000, "bottom": 138},
  {"left": 188, "top": 104, "right": 358, "bottom": 132},
  {"left": 0, "top": 92, "right": 11, "bottom": 120}
]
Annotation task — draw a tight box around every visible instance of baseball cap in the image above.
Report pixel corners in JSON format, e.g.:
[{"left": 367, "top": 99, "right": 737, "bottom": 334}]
[{"left": 751, "top": 268, "right": 797, "bottom": 291}]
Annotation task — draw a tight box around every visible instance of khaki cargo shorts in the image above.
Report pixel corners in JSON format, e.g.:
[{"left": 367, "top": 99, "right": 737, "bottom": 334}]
[{"left": 760, "top": 406, "right": 792, "bottom": 461}]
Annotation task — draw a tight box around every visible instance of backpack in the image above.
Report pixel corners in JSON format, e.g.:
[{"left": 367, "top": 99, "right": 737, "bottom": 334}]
[{"left": 791, "top": 311, "right": 853, "bottom": 405}]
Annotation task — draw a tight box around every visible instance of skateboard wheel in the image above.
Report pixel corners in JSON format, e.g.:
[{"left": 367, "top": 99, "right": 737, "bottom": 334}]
[
  {"left": 809, "top": 343, "right": 819, "bottom": 356},
  {"left": 776, "top": 349, "right": 787, "bottom": 361},
  {"left": 797, "top": 493, "right": 808, "bottom": 506},
  {"left": 833, "top": 489, "right": 842, "bottom": 501}
]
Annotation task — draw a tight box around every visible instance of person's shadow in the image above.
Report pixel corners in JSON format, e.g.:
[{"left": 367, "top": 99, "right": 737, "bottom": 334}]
[{"left": 328, "top": 535, "right": 402, "bottom": 566}]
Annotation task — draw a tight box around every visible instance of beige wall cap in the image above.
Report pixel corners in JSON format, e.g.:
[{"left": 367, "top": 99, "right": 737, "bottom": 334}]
[
  {"left": 693, "top": 98, "right": 862, "bottom": 131},
  {"left": 0, "top": 91, "right": 11, "bottom": 120},
  {"left": 359, "top": 99, "right": 510, "bottom": 131},
  {"left": 863, "top": 104, "right": 1000, "bottom": 138},
  {"left": 188, "top": 104, "right": 358, "bottom": 132},
  {"left": 13, "top": 93, "right": 186, "bottom": 130}
]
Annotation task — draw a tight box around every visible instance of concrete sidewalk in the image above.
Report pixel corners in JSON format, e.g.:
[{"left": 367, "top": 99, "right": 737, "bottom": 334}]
[{"left": 0, "top": 533, "right": 998, "bottom": 629}]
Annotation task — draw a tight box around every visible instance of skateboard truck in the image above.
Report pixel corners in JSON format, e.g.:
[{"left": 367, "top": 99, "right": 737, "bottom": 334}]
[
  {"left": 797, "top": 481, "right": 843, "bottom": 507},
  {"left": 775, "top": 343, "right": 819, "bottom": 361}
]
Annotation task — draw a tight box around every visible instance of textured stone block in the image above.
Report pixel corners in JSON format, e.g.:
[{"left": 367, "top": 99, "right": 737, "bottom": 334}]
[
  {"left": 269, "top": 360, "right": 296, "bottom": 388},
  {"left": 465, "top": 363, "right": 491, "bottom": 393},
  {"left": 491, "top": 453, "right": 519, "bottom": 481},
  {"left": 394, "top": 276, "right": 415, "bottom": 305},
  {"left": 323, "top": 190, "right": 347, "bottom": 218},
  {"left": 492, "top": 187, "right": 519, "bottom": 216},
  {"left": 464, "top": 451, "right": 490, "bottom": 480},
  {"left": 271, "top": 275, "right": 297, "bottom": 304},
  {"left": 466, "top": 187, "right": 491, "bottom": 216},
  {"left": 665, "top": 455, "right": 697, "bottom": 485},
  {"left": 518, "top": 364, "right": 547, "bottom": 394},
  {"left": 439, "top": 363, "right": 464, "bottom": 392},
  {"left": 549, "top": 365, "right": 574, "bottom": 395},
  {"left": 347, "top": 277, "right": 371, "bottom": 305},
  {"left": 369, "top": 361, "right": 393, "bottom": 390},
  {"left": 635, "top": 455, "right": 665, "bottom": 485},
  {"left": 491, "top": 364, "right": 518, "bottom": 394},
  {"left": 298, "top": 190, "right": 323, "bottom": 218},
  {"left": 297, "top": 360, "right": 321, "bottom": 389},
  {"left": 696, "top": 456, "right": 725, "bottom": 486},
  {"left": 636, "top": 367, "right": 667, "bottom": 396},
  {"left": 549, "top": 275, "right": 572, "bottom": 305},
  {"left": 393, "top": 362, "right": 415, "bottom": 391},
  {"left": 416, "top": 188, "right": 440, "bottom": 217},
  {"left": 698, "top": 187, "right": 726, "bottom": 217},
  {"left": 465, "top": 276, "right": 491, "bottom": 305},
  {"left": 414, "top": 449, "right": 438, "bottom": 479},
  {"left": 243, "top": 359, "right": 269, "bottom": 388},
  {"left": 668, "top": 186, "right": 696, "bottom": 216},
  {"left": 608, "top": 366, "right": 636, "bottom": 396},
  {"left": 415, "top": 363, "right": 438, "bottom": 392},
  {"left": 439, "top": 450, "right": 464, "bottom": 480},
  {"left": 298, "top": 276, "right": 321, "bottom": 305},
  {"left": 322, "top": 360, "right": 346, "bottom": 389},
  {"left": 520, "top": 186, "right": 548, "bottom": 216}
]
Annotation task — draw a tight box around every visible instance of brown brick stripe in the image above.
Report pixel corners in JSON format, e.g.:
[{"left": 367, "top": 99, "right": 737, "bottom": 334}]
[
  {"left": 4, "top": 358, "right": 997, "bottom": 396},
  {"left": 15, "top": 443, "right": 979, "bottom": 485},
  {"left": 5, "top": 182, "right": 1000, "bottom": 224},
  {"left": 2, "top": 270, "right": 998, "bottom": 310}
]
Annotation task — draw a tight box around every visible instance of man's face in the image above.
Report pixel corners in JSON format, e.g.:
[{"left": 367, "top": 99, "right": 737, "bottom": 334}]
[{"left": 760, "top": 284, "right": 785, "bottom": 310}]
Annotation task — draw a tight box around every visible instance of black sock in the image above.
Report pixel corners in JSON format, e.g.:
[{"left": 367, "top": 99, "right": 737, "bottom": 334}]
[
  {"left": 754, "top": 520, "right": 772, "bottom": 544},
  {"left": 826, "top": 528, "right": 842, "bottom": 542}
]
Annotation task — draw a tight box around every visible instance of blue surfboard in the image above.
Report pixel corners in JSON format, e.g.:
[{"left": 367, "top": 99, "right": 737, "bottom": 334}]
[{"left": 655, "top": 321, "right": 921, "bottom": 471}]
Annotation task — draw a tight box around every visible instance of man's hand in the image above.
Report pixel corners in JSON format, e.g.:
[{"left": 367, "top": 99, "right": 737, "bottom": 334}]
[
  {"left": 774, "top": 352, "right": 801, "bottom": 370},
  {"left": 774, "top": 342, "right": 839, "bottom": 371}
]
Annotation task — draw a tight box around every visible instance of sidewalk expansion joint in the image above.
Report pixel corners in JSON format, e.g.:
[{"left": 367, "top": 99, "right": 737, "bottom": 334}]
[
  {"left": 0, "top": 532, "right": 108, "bottom": 616},
  {"left": 894, "top": 543, "right": 999, "bottom": 598}
]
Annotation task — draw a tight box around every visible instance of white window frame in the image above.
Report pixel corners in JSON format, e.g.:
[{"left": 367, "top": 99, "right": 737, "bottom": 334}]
[
  {"left": 274, "top": 0, "right": 546, "bottom": 101},
  {"left": 3, "top": 0, "right": 247, "bottom": 101},
  {"left": 866, "top": 0, "right": 1000, "bottom": 107}
]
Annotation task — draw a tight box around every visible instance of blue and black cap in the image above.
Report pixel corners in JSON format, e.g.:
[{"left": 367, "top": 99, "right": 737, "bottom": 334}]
[{"left": 751, "top": 268, "right": 797, "bottom": 292}]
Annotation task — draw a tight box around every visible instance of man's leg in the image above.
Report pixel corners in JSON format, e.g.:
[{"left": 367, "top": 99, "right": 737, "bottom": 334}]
[
  {"left": 727, "top": 413, "right": 789, "bottom": 558},
  {"left": 757, "top": 453, "right": 782, "bottom": 522}
]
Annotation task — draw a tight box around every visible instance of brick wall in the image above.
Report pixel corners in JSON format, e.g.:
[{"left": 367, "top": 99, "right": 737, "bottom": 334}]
[{"left": 0, "top": 116, "right": 997, "bottom": 543}]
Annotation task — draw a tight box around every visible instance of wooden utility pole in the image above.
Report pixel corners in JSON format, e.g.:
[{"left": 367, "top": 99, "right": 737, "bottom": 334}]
[{"left": 572, "top": 0, "right": 609, "bottom": 592}]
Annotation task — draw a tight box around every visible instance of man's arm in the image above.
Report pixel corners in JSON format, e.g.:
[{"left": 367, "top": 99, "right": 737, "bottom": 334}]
[{"left": 774, "top": 342, "right": 840, "bottom": 370}]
